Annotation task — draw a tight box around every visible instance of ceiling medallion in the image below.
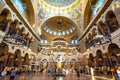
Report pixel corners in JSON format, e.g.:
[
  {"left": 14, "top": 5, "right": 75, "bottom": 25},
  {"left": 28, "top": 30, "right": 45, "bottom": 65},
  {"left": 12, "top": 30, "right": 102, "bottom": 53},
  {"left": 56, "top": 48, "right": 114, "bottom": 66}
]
[{"left": 57, "top": 18, "right": 63, "bottom": 27}]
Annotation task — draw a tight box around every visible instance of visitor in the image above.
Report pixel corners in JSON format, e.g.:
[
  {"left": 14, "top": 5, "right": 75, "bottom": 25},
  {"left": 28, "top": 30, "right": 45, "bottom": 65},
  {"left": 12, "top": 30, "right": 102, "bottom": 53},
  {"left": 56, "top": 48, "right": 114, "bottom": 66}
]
[
  {"left": 16, "top": 68, "right": 20, "bottom": 76},
  {"left": 111, "top": 54, "right": 118, "bottom": 67},
  {"left": 10, "top": 68, "right": 16, "bottom": 80},
  {"left": 53, "top": 66, "right": 57, "bottom": 80},
  {"left": 75, "top": 66, "right": 80, "bottom": 80},
  {"left": 47, "top": 68, "right": 51, "bottom": 77},
  {"left": 80, "top": 66, "right": 83, "bottom": 74},
  {"left": 113, "top": 67, "right": 119, "bottom": 80},
  {"left": 0, "top": 68, "right": 7, "bottom": 80}
]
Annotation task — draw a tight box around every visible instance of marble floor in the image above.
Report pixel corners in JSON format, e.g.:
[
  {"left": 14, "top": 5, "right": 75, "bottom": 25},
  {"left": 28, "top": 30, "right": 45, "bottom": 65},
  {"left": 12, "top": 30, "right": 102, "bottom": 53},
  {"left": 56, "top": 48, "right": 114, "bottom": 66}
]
[{"left": 5, "top": 73, "right": 112, "bottom": 80}]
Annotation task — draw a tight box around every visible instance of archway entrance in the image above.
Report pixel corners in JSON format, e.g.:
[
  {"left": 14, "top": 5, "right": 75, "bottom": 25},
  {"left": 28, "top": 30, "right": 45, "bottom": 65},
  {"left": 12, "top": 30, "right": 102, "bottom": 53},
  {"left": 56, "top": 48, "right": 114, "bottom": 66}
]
[
  {"left": 108, "top": 43, "right": 120, "bottom": 66},
  {"left": 0, "top": 8, "right": 12, "bottom": 32},
  {"left": 0, "top": 43, "right": 9, "bottom": 72},
  {"left": 96, "top": 50, "right": 103, "bottom": 67},
  {"left": 105, "top": 10, "right": 119, "bottom": 33},
  {"left": 88, "top": 53, "right": 94, "bottom": 67},
  {"left": 23, "top": 53, "right": 29, "bottom": 65},
  {"left": 12, "top": 49, "right": 21, "bottom": 67}
]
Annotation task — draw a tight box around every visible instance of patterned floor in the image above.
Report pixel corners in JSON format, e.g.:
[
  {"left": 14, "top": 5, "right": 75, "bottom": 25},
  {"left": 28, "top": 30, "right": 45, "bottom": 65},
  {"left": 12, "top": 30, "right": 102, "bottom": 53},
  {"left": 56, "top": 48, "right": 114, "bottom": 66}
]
[{"left": 5, "top": 73, "right": 112, "bottom": 80}]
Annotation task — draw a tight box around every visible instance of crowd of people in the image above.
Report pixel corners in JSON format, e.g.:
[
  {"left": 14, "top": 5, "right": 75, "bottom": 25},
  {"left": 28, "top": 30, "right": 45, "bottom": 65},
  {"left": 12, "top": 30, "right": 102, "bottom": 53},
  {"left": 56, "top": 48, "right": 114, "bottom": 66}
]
[
  {"left": 0, "top": 64, "right": 120, "bottom": 80},
  {"left": 0, "top": 67, "right": 32, "bottom": 80}
]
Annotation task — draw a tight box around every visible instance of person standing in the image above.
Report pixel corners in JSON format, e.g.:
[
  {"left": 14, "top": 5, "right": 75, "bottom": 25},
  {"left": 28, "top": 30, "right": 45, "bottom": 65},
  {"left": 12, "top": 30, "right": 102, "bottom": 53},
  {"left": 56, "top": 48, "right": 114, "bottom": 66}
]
[
  {"left": 10, "top": 68, "right": 16, "bottom": 80},
  {"left": 75, "top": 66, "right": 80, "bottom": 80},
  {"left": 47, "top": 68, "right": 51, "bottom": 77},
  {"left": 113, "top": 68, "right": 119, "bottom": 80},
  {"left": 0, "top": 68, "right": 7, "bottom": 80}
]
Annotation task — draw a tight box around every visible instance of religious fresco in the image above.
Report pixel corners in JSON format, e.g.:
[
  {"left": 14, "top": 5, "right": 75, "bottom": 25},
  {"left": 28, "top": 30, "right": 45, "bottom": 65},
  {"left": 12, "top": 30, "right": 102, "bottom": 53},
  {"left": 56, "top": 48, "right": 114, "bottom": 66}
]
[
  {"left": 13, "top": 0, "right": 26, "bottom": 15},
  {"left": 37, "top": 3, "right": 49, "bottom": 27},
  {"left": 37, "top": 1, "right": 82, "bottom": 29},
  {"left": 68, "top": 3, "right": 82, "bottom": 28},
  {"left": 43, "top": 0, "right": 77, "bottom": 8},
  {"left": 0, "top": 0, "right": 5, "bottom": 5},
  {"left": 92, "top": 0, "right": 105, "bottom": 16}
]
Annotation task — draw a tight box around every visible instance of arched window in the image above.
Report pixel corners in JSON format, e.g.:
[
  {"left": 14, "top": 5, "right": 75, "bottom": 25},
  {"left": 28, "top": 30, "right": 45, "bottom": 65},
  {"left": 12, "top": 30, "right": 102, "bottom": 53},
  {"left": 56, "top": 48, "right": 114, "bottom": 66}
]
[{"left": 105, "top": 10, "right": 119, "bottom": 33}]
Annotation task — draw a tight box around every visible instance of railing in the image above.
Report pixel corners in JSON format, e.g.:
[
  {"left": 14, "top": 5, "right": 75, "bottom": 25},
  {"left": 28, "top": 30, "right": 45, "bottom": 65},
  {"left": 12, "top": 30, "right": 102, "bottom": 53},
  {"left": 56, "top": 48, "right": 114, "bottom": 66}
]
[
  {"left": 3, "top": 32, "right": 29, "bottom": 48},
  {"left": 5, "top": 0, "right": 40, "bottom": 40}
]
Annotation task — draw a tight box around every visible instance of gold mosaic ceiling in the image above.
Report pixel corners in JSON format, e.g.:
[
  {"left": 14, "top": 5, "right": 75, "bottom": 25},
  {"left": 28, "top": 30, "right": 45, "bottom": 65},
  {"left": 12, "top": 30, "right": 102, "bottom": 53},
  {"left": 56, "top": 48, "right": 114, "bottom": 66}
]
[
  {"left": 41, "top": 16, "right": 80, "bottom": 42},
  {"left": 39, "top": 0, "right": 81, "bottom": 10}
]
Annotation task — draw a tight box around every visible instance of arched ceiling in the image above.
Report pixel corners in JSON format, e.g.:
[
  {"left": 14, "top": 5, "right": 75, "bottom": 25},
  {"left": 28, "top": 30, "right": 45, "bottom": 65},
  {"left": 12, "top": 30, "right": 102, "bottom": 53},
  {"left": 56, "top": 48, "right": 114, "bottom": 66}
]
[
  {"left": 37, "top": 0, "right": 82, "bottom": 32},
  {"left": 42, "top": 0, "right": 78, "bottom": 8},
  {"left": 12, "top": 0, "right": 35, "bottom": 27},
  {"left": 10, "top": 0, "right": 106, "bottom": 42},
  {"left": 41, "top": 16, "right": 80, "bottom": 42}
]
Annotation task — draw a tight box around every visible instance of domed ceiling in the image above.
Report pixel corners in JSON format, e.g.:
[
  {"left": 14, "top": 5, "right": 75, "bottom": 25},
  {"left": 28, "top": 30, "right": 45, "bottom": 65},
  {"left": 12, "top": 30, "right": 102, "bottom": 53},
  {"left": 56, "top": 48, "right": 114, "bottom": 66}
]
[
  {"left": 37, "top": 0, "right": 82, "bottom": 31},
  {"left": 43, "top": 0, "right": 78, "bottom": 8},
  {"left": 41, "top": 16, "right": 80, "bottom": 42}
]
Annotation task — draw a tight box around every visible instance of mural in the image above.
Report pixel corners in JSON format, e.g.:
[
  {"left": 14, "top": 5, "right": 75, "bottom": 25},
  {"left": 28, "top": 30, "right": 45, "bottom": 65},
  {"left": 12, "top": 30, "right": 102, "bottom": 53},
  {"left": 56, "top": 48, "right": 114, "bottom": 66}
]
[
  {"left": 13, "top": 0, "right": 26, "bottom": 15},
  {"left": 43, "top": 0, "right": 77, "bottom": 8},
  {"left": 69, "top": 3, "right": 82, "bottom": 28},
  {"left": 37, "top": 2, "right": 82, "bottom": 28},
  {"left": 37, "top": 3, "right": 49, "bottom": 27},
  {"left": 0, "top": 0, "right": 5, "bottom": 4},
  {"left": 92, "top": 0, "right": 105, "bottom": 16}
]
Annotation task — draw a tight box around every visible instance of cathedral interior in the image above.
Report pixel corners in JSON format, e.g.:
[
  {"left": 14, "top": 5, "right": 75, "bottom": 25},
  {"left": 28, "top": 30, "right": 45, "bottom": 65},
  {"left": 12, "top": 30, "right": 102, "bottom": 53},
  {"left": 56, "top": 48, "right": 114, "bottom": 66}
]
[{"left": 0, "top": 0, "right": 120, "bottom": 80}]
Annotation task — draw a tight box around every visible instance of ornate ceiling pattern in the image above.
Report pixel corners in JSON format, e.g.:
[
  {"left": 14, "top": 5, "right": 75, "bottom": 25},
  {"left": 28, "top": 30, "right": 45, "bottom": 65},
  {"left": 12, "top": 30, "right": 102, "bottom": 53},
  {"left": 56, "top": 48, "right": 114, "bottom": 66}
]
[
  {"left": 10, "top": 0, "right": 106, "bottom": 45},
  {"left": 37, "top": 0, "right": 82, "bottom": 31},
  {"left": 41, "top": 16, "right": 80, "bottom": 42},
  {"left": 43, "top": 0, "right": 77, "bottom": 8}
]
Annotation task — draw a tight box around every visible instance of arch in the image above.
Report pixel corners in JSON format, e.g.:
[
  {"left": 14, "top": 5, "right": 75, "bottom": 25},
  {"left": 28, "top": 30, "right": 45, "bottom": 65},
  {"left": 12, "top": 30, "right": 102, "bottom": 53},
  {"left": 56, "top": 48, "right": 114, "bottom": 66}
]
[
  {"left": 42, "top": 59, "right": 48, "bottom": 67},
  {"left": 13, "top": 19, "right": 19, "bottom": 24},
  {"left": 0, "top": 8, "right": 12, "bottom": 20},
  {"left": 31, "top": 55, "right": 36, "bottom": 61},
  {"left": 14, "top": 49, "right": 21, "bottom": 59},
  {"left": 24, "top": 53, "right": 29, "bottom": 61},
  {"left": 13, "top": 49, "right": 21, "bottom": 67},
  {"left": 42, "top": 59, "right": 48, "bottom": 63},
  {"left": 41, "top": 16, "right": 79, "bottom": 41},
  {"left": 108, "top": 43, "right": 120, "bottom": 55},
  {"left": 71, "top": 59, "right": 76, "bottom": 64},
  {"left": 98, "top": 21, "right": 108, "bottom": 36},
  {"left": 53, "top": 38, "right": 66, "bottom": 41},
  {"left": 9, "top": 19, "right": 19, "bottom": 28},
  {"left": 24, "top": 53, "right": 29, "bottom": 58},
  {"left": 83, "top": 1, "right": 93, "bottom": 29},
  {"left": 21, "top": 0, "right": 35, "bottom": 26},
  {"left": 26, "top": 32, "right": 30, "bottom": 38},
  {"left": 92, "top": 28, "right": 97, "bottom": 37},
  {"left": 88, "top": 33, "right": 92, "bottom": 40},
  {"left": 96, "top": 49, "right": 103, "bottom": 59},
  {"left": 105, "top": 10, "right": 119, "bottom": 33},
  {"left": 0, "top": 43, "right": 9, "bottom": 57},
  {"left": 0, "top": 8, "right": 12, "bottom": 32},
  {"left": 105, "top": 10, "right": 116, "bottom": 22},
  {"left": 30, "top": 37, "right": 33, "bottom": 41},
  {"left": 20, "top": 27, "right": 25, "bottom": 36},
  {"left": 40, "top": 34, "right": 48, "bottom": 40},
  {"left": 7, "top": 19, "right": 19, "bottom": 35},
  {"left": 71, "top": 35, "right": 79, "bottom": 40},
  {"left": 89, "top": 53, "right": 94, "bottom": 61},
  {"left": 88, "top": 53, "right": 94, "bottom": 67}
]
